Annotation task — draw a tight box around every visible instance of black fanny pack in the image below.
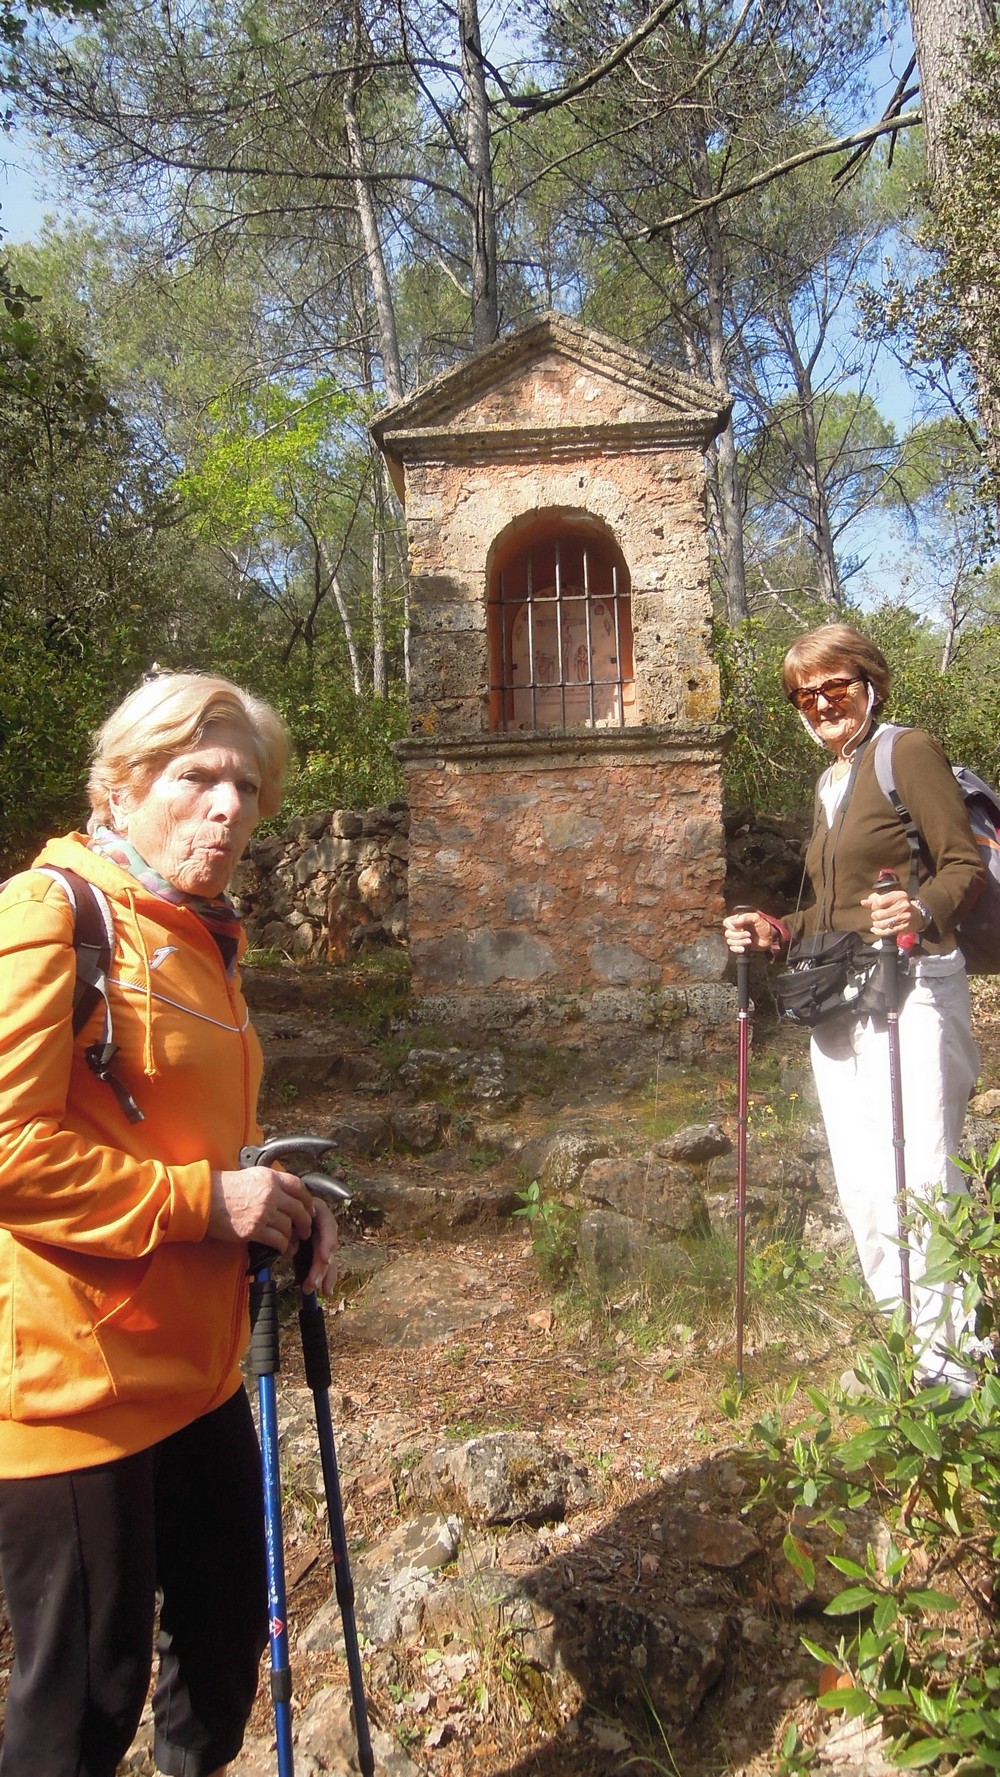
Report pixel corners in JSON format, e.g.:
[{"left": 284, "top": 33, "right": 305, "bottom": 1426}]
[{"left": 774, "top": 931, "right": 907, "bottom": 1028}]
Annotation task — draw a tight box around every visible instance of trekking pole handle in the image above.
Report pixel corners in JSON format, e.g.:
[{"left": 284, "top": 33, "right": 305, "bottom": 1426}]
[
  {"left": 240, "top": 1139, "right": 351, "bottom": 1279},
  {"left": 734, "top": 905, "right": 753, "bottom": 1012},
  {"left": 300, "top": 1170, "right": 353, "bottom": 1210},
  {"left": 240, "top": 1135, "right": 338, "bottom": 1170},
  {"left": 871, "top": 869, "right": 918, "bottom": 954}
]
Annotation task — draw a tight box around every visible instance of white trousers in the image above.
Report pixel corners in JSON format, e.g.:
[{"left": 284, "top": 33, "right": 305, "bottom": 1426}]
[{"left": 810, "top": 954, "right": 980, "bottom": 1376}]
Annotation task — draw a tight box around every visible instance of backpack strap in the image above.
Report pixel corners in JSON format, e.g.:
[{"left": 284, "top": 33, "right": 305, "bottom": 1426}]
[
  {"left": 34, "top": 867, "right": 144, "bottom": 1124},
  {"left": 872, "top": 725, "right": 922, "bottom": 902}
]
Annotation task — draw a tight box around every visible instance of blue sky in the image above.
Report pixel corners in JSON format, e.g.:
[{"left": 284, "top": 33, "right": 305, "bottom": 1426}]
[{"left": 1, "top": 127, "right": 73, "bottom": 241}]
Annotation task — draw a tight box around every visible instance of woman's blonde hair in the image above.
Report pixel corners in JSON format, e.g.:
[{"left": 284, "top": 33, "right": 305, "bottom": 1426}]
[
  {"left": 781, "top": 623, "right": 891, "bottom": 712},
  {"left": 88, "top": 673, "right": 291, "bottom": 828}
]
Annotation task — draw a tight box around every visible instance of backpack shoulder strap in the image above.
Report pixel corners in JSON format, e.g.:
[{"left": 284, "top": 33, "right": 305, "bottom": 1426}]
[
  {"left": 35, "top": 866, "right": 114, "bottom": 1037},
  {"left": 872, "top": 724, "right": 921, "bottom": 899},
  {"left": 33, "top": 866, "right": 144, "bottom": 1124}
]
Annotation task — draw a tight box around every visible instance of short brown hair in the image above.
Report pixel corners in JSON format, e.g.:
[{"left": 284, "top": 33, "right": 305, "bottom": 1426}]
[
  {"left": 781, "top": 624, "right": 890, "bottom": 712},
  {"left": 88, "top": 672, "right": 290, "bottom": 828}
]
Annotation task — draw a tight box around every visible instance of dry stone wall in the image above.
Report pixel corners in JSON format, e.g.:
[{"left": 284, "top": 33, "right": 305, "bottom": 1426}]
[{"left": 233, "top": 805, "right": 409, "bottom": 963}]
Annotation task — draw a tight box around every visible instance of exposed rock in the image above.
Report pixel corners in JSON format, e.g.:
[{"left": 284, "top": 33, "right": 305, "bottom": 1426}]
[
  {"left": 387, "top": 1103, "right": 449, "bottom": 1152},
  {"left": 257, "top": 1030, "right": 366, "bottom": 1097},
  {"left": 653, "top": 1122, "right": 732, "bottom": 1164},
  {"left": 471, "top": 1119, "right": 524, "bottom": 1157},
  {"left": 577, "top": 1207, "right": 694, "bottom": 1293},
  {"left": 235, "top": 807, "right": 408, "bottom": 964},
  {"left": 772, "top": 1505, "right": 891, "bottom": 1614},
  {"left": 659, "top": 1507, "right": 762, "bottom": 1570},
  {"left": 536, "top": 1587, "right": 732, "bottom": 1723},
  {"left": 306, "top": 1514, "right": 461, "bottom": 1648},
  {"left": 579, "top": 1155, "right": 708, "bottom": 1236},
  {"left": 536, "top": 1131, "right": 614, "bottom": 1192},
  {"left": 396, "top": 1047, "right": 522, "bottom": 1111},
  {"left": 815, "top": 1715, "right": 893, "bottom": 1774},
  {"left": 256, "top": 1686, "right": 420, "bottom": 1777},
  {"left": 705, "top": 1146, "right": 817, "bottom": 1238},
  {"left": 343, "top": 1254, "right": 515, "bottom": 1348},
  {"left": 352, "top": 1175, "right": 449, "bottom": 1230},
  {"left": 334, "top": 1241, "right": 393, "bottom": 1289},
  {"left": 323, "top": 1112, "right": 392, "bottom": 1159},
  {"left": 411, "top": 1432, "right": 595, "bottom": 1526},
  {"left": 447, "top": 1183, "right": 522, "bottom": 1226},
  {"left": 960, "top": 1115, "right": 1000, "bottom": 1164}
]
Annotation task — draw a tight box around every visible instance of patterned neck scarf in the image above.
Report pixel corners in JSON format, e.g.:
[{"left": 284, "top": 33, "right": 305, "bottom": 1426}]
[{"left": 88, "top": 825, "right": 242, "bottom": 976}]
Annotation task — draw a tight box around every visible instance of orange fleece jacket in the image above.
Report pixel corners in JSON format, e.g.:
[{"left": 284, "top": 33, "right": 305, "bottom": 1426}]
[{"left": 0, "top": 832, "right": 264, "bottom": 1477}]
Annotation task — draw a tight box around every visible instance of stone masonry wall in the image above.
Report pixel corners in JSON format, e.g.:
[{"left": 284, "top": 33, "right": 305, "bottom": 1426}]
[
  {"left": 400, "top": 731, "right": 729, "bottom": 994},
  {"left": 233, "top": 805, "right": 409, "bottom": 963},
  {"left": 404, "top": 440, "right": 719, "bottom": 740}
]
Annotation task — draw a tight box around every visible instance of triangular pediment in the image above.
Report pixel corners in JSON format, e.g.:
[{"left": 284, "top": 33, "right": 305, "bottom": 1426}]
[{"left": 371, "top": 314, "right": 728, "bottom": 487}]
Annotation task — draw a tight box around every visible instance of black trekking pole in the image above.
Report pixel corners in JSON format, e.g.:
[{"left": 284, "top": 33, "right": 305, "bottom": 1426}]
[
  {"left": 735, "top": 917, "right": 752, "bottom": 1385},
  {"left": 241, "top": 1136, "right": 374, "bottom": 1777},
  {"left": 871, "top": 871, "right": 912, "bottom": 1323},
  {"left": 293, "top": 1184, "right": 375, "bottom": 1777}
]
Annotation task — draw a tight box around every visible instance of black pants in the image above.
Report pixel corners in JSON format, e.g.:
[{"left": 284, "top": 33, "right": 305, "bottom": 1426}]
[{"left": 0, "top": 1389, "right": 268, "bottom": 1777}]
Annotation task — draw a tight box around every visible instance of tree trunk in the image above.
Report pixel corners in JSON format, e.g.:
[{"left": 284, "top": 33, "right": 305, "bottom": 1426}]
[
  {"left": 909, "top": 0, "right": 994, "bottom": 188},
  {"left": 909, "top": 0, "right": 1000, "bottom": 478},
  {"left": 346, "top": 4, "right": 406, "bottom": 405},
  {"left": 693, "top": 141, "right": 748, "bottom": 624},
  {"left": 458, "top": 0, "right": 499, "bottom": 351},
  {"left": 778, "top": 306, "right": 842, "bottom": 607}
]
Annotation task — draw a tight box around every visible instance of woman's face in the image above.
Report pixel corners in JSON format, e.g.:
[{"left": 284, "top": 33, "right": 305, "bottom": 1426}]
[
  {"left": 789, "top": 664, "right": 872, "bottom": 756},
  {"left": 110, "top": 720, "right": 263, "bottom": 897}
]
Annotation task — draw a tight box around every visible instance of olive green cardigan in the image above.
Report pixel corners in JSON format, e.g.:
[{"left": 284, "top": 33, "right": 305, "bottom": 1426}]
[{"left": 787, "top": 725, "right": 984, "bottom": 951}]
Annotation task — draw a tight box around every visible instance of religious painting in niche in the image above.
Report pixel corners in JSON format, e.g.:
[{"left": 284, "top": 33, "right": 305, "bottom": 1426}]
[
  {"left": 510, "top": 592, "right": 622, "bottom": 728},
  {"left": 489, "top": 524, "right": 635, "bottom": 734}
]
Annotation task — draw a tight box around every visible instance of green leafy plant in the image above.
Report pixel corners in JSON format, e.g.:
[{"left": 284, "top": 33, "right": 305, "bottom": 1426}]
[
  {"left": 513, "top": 1180, "right": 576, "bottom": 1283},
  {"left": 752, "top": 1138, "right": 1000, "bottom": 1773}
]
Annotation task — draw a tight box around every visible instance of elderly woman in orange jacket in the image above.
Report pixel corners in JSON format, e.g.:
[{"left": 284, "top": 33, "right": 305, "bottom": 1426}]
[{"left": 0, "top": 673, "right": 337, "bottom": 1777}]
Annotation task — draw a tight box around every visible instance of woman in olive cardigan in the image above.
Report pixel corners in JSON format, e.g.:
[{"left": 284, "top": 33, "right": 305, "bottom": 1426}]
[{"left": 725, "top": 624, "right": 984, "bottom": 1390}]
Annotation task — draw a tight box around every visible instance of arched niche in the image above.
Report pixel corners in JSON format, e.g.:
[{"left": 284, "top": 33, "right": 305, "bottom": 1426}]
[{"left": 487, "top": 511, "right": 635, "bottom": 733}]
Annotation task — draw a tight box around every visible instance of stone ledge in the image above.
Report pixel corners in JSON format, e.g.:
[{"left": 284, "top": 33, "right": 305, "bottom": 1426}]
[
  {"left": 406, "top": 983, "right": 738, "bottom": 1036},
  {"left": 376, "top": 419, "right": 722, "bottom": 463},
  {"left": 395, "top": 725, "right": 731, "bottom": 770}
]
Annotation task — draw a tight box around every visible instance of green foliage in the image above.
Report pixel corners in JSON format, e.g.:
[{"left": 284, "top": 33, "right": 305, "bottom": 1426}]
[
  {"left": 752, "top": 1139, "right": 1000, "bottom": 1774},
  {"left": 0, "top": 309, "right": 195, "bottom": 865},
  {"left": 715, "top": 605, "right": 831, "bottom": 814},
  {"left": 717, "top": 598, "right": 1000, "bottom": 817},
  {"left": 0, "top": 0, "right": 103, "bottom": 49},
  {"left": 513, "top": 1180, "right": 577, "bottom": 1284},
  {"left": 175, "top": 380, "right": 359, "bottom": 540}
]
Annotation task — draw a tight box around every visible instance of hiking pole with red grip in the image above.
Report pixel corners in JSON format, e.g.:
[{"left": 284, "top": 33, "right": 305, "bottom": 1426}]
[
  {"left": 735, "top": 910, "right": 753, "bottom": 1384},
  {"left": 871, "top": 871, "right": 913, "bottom": 1322}
]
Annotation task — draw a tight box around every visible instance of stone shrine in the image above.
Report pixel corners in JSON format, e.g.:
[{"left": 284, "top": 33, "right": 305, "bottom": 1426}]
[{"left": 371, "top": 313, "right": 733, "bottom": 1042}]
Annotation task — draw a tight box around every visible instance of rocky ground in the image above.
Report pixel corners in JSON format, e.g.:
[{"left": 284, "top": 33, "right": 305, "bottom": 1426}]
[{"left": 7, "top": 958, "right": 1000, "bottom": 1777}]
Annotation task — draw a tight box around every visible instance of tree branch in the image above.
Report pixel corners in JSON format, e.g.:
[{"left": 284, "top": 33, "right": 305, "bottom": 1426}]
[
  {"left": 638, "top": 111, "right": 922, "bottom": 239},
  {"left": 501, "top": 0, "right": 685, "bottom": 115}
]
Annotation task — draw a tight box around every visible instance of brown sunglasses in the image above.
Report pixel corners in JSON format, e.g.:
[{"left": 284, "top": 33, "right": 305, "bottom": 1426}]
[{"left": 787, "top": 676, "right": 864, "bottom": 714}]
